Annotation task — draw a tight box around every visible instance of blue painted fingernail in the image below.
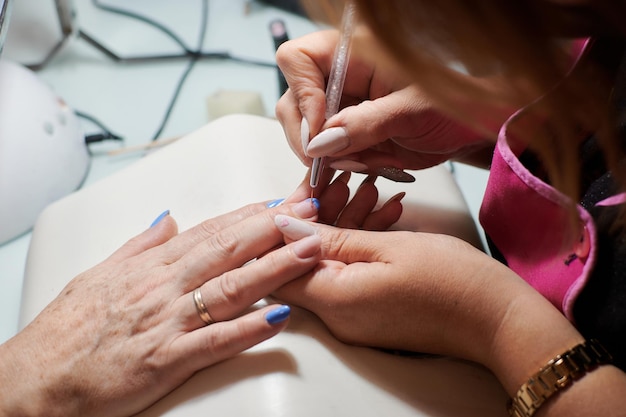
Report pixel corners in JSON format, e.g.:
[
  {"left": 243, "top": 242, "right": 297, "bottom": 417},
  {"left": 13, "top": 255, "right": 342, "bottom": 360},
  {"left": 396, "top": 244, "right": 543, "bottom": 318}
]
[
  {"left": 150, "top": 210, "right": 170, "bottom": 228},
  {"left": 265, "top": 305, "right": 291, "bottom": 325},
  {"left": 266, "top": 199, "right": 285, "bottom": 208},
  {"left": 292, "top": 198, "right": 320, "bottom": 218}
]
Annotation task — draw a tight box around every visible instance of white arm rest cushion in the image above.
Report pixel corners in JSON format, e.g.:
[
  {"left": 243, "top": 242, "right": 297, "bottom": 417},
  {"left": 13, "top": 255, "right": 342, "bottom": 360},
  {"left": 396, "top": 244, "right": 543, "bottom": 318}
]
[{"left": 20, "top": 114, "right": 506, "bottom": 417}]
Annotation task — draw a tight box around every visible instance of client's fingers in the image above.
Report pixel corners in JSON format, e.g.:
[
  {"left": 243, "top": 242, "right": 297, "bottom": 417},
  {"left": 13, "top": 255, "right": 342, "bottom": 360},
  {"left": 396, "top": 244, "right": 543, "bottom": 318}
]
[
  {"left": 179, "top": 234, "right": 321, "bottom": 329},
  {"left": 285, "top": 166, "right": 337, "bottom": 204},
  {"left": 155, "top": 202, "right": 270, "bottom": 262},
  {"left": 105, "top": 204, "right": 265, "bottom": 267},
  {"left": 172, "top": 200, "right": 321, "bottom": 292},
  {"left": 317, "top": 171, "right": 351, "bottom": 225},
  {"left": 174, "top": 304, "right": 292, "bottom": 371},
  {"left": 334, "top": 175, "right": 378, "bottom": 229},
  {"left": 137, "top": 199, "right": 319, "bottom": 267},
  {"left": 362, "top": 192, "right": 405, "bottom": 231},
  {"left": 106, "top": 211, "right": 179, "bottom": 263}
]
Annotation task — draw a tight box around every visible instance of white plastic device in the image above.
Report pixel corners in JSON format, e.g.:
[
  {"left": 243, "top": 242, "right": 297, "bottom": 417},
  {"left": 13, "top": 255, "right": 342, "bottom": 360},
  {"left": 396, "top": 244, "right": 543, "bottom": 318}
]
[{"left": 0, "top": 59, "right": 88, "bottom": 244}]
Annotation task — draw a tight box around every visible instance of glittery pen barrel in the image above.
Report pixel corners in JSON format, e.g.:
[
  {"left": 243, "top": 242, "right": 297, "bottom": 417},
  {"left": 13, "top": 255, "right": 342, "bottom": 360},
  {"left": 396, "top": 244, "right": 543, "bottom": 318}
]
[{"left": 309, "top": 2, "right": 357, "bottom": 189}]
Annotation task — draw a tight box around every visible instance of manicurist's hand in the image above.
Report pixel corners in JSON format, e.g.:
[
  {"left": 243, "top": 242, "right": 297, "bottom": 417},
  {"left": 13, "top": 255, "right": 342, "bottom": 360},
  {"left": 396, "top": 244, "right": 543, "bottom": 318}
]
[
  {"left": 275, "top": 30, "right": 497, "bottom": 177},
  {"left": 0, "top": 200, "right": 323, "bottom": 417},
  {"left": 270, "top": 216, "right": 626, "bottom": 417},
  {"left": 272, "top": 215, "right": 523, "bottom": 363}
]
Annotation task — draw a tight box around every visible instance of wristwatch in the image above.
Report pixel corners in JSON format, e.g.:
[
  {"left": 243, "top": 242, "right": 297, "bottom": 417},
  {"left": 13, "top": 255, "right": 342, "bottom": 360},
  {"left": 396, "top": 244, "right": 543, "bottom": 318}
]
[{"left": 508, "top": 339, "right": 613, "bottom": 417}]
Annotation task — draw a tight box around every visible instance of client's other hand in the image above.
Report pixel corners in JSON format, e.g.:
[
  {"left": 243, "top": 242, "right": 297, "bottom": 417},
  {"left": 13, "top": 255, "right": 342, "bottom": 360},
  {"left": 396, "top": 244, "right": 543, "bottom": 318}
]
[{"left": 0, "top": 200, "right": 321, "bottom": 417}]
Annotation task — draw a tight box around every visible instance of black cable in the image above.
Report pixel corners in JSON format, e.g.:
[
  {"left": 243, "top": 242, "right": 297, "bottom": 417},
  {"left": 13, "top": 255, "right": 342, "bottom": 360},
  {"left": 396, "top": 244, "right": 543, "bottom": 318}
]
[
  {"left": 27, "top": 1, "right": 279, "bottom": 70},
  {"left": 149, "top": 58, "right": 198, "bottom": 141},
  {"left": 84, "top": 133, "right": 123, "bottom": 144},
  {"left": 269, "top": 19, "right": 290, "bottom": 96},
  {"left": 84, "top": 0, "right": 277, "bottom": 68},
  {"left": 91, "top": 0, "right": 193, "bottom": 53},
  {"left": 149, "top": 0, "right": 209, "bottom": 141},
  {"left": 75, "top": 109, "right": 123, "bottom": 143},
  {"left": 90, "top": 1, "right": 265, "bottom": 141}
]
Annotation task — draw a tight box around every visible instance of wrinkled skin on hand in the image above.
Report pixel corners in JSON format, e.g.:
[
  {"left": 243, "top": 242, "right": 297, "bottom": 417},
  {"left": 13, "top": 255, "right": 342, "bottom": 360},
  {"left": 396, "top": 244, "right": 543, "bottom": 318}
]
[{"left": 0, "top": 202, "right": 320, "bottom": 417}]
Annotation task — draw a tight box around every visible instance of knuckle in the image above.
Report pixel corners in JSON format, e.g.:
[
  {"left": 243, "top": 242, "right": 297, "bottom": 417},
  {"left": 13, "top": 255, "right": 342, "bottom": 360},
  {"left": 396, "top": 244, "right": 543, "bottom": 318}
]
[
  {"left": 275, "top": 94, "right": 290, "bottom": 121},
  {"left": 197, "top": 220, "right": 222, "bottom": 239},
  {"left": 209, "top": 231, "right": 239, "bottom": 259},
  {"left": 199, "top": 320, "right": 254, "bottom": 360},
  {"left": 325, "top": 229, "right": 353, "bottom": 255},
  {"left": 260, "top": 250, "right": 290, "bottom": 277},
  {"left": 275, "top": 40, "right": 297, "bottom": 68},
  {"left": 196, "top": 203, "right": 264, "bottom": 239},
  {"left": 237, "top": 202, "right": 266, "bottom": 218},
  {"left": 118, "top": 233, "right": 149, "bottom": 254},
  {"left": 217, "top": 272, "right": 245, "bottom": 305},
  {"left": 201, "top": 325, "right": 229, "bottom": 356}
]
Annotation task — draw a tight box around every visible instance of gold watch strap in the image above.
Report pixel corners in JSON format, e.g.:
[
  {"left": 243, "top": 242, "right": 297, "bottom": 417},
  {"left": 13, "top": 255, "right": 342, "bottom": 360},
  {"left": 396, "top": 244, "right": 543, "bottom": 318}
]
[{"left": 508, "top": 339, "right": 612, "bottom": 417}]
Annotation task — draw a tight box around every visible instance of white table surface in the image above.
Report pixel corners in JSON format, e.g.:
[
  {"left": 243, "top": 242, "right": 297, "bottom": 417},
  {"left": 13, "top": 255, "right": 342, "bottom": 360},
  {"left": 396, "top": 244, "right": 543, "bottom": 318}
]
[{"left": 0, "top": 0, "right": 489, "bottom": 344}]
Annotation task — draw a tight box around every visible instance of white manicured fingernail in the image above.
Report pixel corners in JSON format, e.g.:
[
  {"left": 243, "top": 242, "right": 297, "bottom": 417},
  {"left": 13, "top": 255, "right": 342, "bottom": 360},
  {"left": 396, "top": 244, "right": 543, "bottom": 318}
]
[
  {"left": 275, "top": 214, "right": 317, "bottom": 240},
  {"left": 307, "top": 127, "right": 349, "bottom": 157},
  {"left": 291, "top": 234, "right": 321, "bottom": 258},
  {"left": 301, "top": 118, "right": 310, "bottom": 157}
]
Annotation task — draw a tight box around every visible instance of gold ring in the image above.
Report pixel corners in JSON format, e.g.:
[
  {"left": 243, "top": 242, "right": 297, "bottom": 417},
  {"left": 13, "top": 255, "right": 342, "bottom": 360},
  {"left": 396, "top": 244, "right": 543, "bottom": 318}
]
[{"left": 193, "top": 288, "right": 214, "bottom": 325}]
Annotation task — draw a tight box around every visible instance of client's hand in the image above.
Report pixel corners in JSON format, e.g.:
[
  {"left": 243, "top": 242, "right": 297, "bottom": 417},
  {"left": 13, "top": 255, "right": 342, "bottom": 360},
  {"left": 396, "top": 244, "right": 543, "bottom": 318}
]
[{"left": 0, "top": 200, "right": 322, "bottom": 417}]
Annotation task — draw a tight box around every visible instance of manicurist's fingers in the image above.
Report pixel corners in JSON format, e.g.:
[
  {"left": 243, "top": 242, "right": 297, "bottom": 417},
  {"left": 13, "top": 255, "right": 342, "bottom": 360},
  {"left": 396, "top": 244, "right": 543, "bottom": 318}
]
[
  {"left": 274, "top": 214, "right": 393, "bottom": 264},
  {"left": 275, "top": 90, "right": 311, "bottom": 164},
  {"left": 275, "top": 32, "right": 333, "bottom": 141}
]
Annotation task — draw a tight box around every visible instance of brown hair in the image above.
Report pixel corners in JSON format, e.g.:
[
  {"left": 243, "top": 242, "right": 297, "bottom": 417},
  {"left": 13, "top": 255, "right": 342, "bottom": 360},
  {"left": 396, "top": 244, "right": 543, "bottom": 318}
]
[{"left": 302, "top": 0, "right": 626, "bottom": 206}]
